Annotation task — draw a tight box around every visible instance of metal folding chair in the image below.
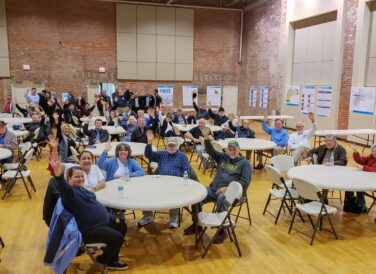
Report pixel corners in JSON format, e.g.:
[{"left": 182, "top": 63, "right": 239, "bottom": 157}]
[
  {"left": 288, "top": 178, "right": 338, "bottom": 245},
  {"left": 195, "top": 181, "right": 243, "bottom": 258}
]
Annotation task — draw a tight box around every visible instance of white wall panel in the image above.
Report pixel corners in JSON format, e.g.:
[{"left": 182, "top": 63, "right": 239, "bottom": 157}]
[
  {"left": 117, "top": 62, "right": 137, "bottom": 79},
  {"left": 293, "top": 28, "right": 307, "bottom": 63},
  {"left": 176, "top": 36, "right": 193, "bottom": 64},
  {"left": 157, "top": 7, "right": 175, "bottom": 35},
  {"left": 157, "top": 35, "right": 175, "bottom": 63},
  {"left": 138, "top": 62, "right": 156, "bottom": 80},
  {"left": 322, "top": 21, "right": 336, "bottom": 61},
  {"left": 157, "top": 63, "right": 175, "bottom": 80},
  {"left": 117, "top": 33, "right": 136, "bottom": 62},
  {"left": 176, "top": 9, "right": 194, "bottom": 36},
  {"left": 137, "top": 34, "right": 156, "bottom": 62},
  {"left": 116, "top": 4, "right": 137, "bottom": 33},
  {"left": 306, "top": 24, "right": 323, "bottom": 62},
  {"left": 137, "top": 6, "right": 156, "bottom": 34}
]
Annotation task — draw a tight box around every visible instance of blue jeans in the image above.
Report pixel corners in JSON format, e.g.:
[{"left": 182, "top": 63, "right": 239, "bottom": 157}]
[{"left": 196, "top": 145, "right": 205, "bottom": 158}]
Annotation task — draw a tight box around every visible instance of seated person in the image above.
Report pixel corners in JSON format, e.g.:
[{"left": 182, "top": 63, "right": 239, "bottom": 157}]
[
  {"left": 0, "top": 121, "right": 18, "bottom": 163},
  {"left": 140, "top": 133, "right": 189, "bottom": 229},
  {"left": 48, "top": 158, "right": 128, "bottom": 271},
  {"left": 122, "top": 116, "right": 137, "bottom": 142},
  {"left": 172, "top": 107, "right": 187, "bottom": 125},
  {"left": 107, "top": 110, "right": 121, "bottom": 126},
  {"left": 130, "top": 117, "right": 148, "bottom": 144},
  {"left": 120, "top": 105, "right": 136, "bottom": 128},
  {"left": 160, "top": 113, "right": 176, "bottom": 137},
  {"left": 187, "top": 94, "right": 209, "bottom": 124},
  {"left": 59, "top": 123, "right": 78, "bottom": 163},
  {"left": 97, "top": 142, "right": 144, "bottom": 181},
  {"left": 78, "top": 102, "right": 95, "bottom": 117},
  {"left": 307, "top": 134, "right": 347, "bottom": 166},
  {"left": 83, "top": 117, "right": 109, "bottom": 145},
  {"left": 345, "top": 143, "right": 376, "bottom": 213},
  {"left": 145, "top": 107, "right": 159, "bottom": 134},
  {"left": 228, "top": 118, "right": 255, "bottom": 159},
  {"left": 64, "top": 103, "right": 80, "bottom": 127},
  {"left": 184, "top": 135, "right": 252, "bottom": 244},
  {"left": 262, "top": 117, "right": 289, "bottom": 155},
  {"left": 3, "top": 95, "right": 16, "bottom": 115},
  {"left": 184, "top": 118, "right": 212, "bottom": 158},
  {"left": 288, "top": 112, "right": 316, "bottom": 165},
  {"left": 208, "top": 105, "right": 228, "bottom": 126},
  {"left": 23, "top": 109, "right": 48, "bottom": 143}
]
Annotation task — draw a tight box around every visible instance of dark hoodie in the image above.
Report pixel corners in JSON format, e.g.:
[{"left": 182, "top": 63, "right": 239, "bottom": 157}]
[{"left": 204, "top": 139, "right": 252, "bottom": 193}]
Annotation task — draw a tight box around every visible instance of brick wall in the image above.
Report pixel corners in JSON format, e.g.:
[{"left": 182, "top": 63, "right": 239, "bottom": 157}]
[
  {"left": 238, "top": 0, "right": 285, "bottom": 115},
  {"left": 3, "top": 0, "right": 240, "bottom": 112},
  {"left": 337, "top": 0, "right": 359, "bottom": 129}
]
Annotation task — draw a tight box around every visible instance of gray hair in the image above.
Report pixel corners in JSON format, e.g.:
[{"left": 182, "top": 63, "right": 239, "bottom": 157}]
[
  {"left": 325, "top": 134, "right": 337, "bottom": 141},
  {"left": 115, "top": 143, "right": 132, "bottom": 158}
]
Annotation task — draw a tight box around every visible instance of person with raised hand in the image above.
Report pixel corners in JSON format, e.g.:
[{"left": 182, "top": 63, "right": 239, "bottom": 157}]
[{"left": 97, "top": 141, "right": 144, "bottom": 181}]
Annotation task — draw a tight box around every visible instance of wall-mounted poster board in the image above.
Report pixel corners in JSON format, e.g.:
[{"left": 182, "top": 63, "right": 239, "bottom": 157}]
[
  {"left": 285, "top": 85, "right": 300, "bottom": 106},
  {"left": 349, "top": 86, "right": 376, "bottom": 115},
  {"left": 249, "top": 86, "right": 257, "bottom": 107},
  {"left": 259, "top": 86, "right": 269, "bottom": 109},
  {"left": 183, "top": 85, "right": 198, "bottom": 106},
  {"left": 301, "top": 86, "right": 316, "bottom": 114},
  {"left": 206, "top": 86, "right": 222, "bottom": 106},
  {"left": 158, "top": 85, "right": 174, "bottom": 106},
  {"left": 316, "top": 86, "right": 332, "bottom": 117}
]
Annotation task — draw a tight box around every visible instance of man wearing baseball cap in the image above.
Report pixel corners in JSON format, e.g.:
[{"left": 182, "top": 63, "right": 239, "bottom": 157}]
[
  {"left": 141, "top": 133, "right": 189, "bottom": 229},
  {"left": 184, "top": 133, "right": 252, "bottom": 244}
]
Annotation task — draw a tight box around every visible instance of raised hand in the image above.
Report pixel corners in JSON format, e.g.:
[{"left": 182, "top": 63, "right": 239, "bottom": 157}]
[
  {"left": 348, "top": 142, "right": 357, "bottom": 152},
  {"left": 47, "top": 135, "right": 59, "bottom": 149},
  {"left": 146, "top": 130, "right": 154, "bottom": 144},
  {"left": 308, "top": 112, "right": 315, "bottom": 122},
  {"left": 103, "top": 142, "right": 112, "bottom": 153}
]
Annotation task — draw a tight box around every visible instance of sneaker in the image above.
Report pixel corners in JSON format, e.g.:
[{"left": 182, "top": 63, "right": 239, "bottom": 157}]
[
  {"left": 107, "top": 260, "right": 129, "bottom": 271},
  {"left": 137, "top": 215, "right": 154, "bottom": 227},
  {"left": 183, "top": 223, "right": 203, "bottom": 235},
  {"left": 169, "top": 215, "right": 179, "bottom": 230},
  {"left": 213, "top": 229, "right": 228, "bottom": 244}
]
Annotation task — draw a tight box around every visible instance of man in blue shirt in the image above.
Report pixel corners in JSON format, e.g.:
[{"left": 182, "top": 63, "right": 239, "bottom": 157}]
[
  {"left": 141, "top": 133, "right": 189, "bottom": 229},
  {"left": 259, "top": 116, "right": 289, "bottom": 168},
  {"left": 25, "top": 87, "right": 40, "bottom": 108}
]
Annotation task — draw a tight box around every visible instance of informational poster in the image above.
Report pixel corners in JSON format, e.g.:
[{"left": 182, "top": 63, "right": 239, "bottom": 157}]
[
  {"left": 350, "top": 86, "right": 376, "bottom": 115},
  {"left": 301, "top": 86, "right": 316, "bottom": 114},
  {"left": 62, "top": 92, "right": 69, "bottom": 102},
  {"left": 249, "top": 86, "right": 257, "bottom": 107},
  {"left": 285, "top": 85, "right": 300, "bottom": 106},
  {"left": 158, "top": 85, "right": 174, "bottom": 106},
  {"left": 259, "top": 86, "right": 269, "bottom": 109},
  {"left": 206, "top": 86, "right": 222, "bottom": 106},
  {"left": 182, "top": 86, "right": 198, "bottom": 106},
  {"left": 316, "top": 86, "right": 332, "bottom": 117}
]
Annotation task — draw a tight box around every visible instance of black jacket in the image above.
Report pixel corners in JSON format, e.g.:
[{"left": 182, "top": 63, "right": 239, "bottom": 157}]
[
  {"left": 83, "top": 124, "right": 110, "bottom": 145},
  {"left": 308, "top": 144, "right": 348, "bottom": 166},
  {"left": 160, "top": 120, "right": 174, "bottom": 137},
  {"left": 193, "top": 101, "right": 209, "bottom": 120},
  {"left": 172, "top": 113, "right": 187, "bottom": 125},
  {"left": 208, "top": 109, "right": 228, "bottom": 126},
  {"left": 43, "top": 177, "right": 61, "bottom": 227},
  {"left": 131, "top": 126, "right": 148, "bottom": 143}
]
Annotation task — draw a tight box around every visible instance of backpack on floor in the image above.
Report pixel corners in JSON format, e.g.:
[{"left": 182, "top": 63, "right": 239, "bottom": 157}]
[{"left": 343, "top": 192, "right": 367, "bottom": 213}]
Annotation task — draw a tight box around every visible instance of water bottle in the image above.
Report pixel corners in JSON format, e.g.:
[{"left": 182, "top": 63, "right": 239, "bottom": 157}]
[
  {"left": 183, "top": 171, "right": 188, "bottom": 186},
  {"left": 329, "top": 153, "right": 334, "bottom": 166},
  {"left": 125, "top": 167, "right": 130, "bottom": 181},
  {"left": 114, "top": 120, "right": 118, "bottom": 128},
  {"left": 235, "top": 130, "right": 239, "bottom": 139},
  {"left": 117, "top": 180, "right": 124, "bottom": 197}
]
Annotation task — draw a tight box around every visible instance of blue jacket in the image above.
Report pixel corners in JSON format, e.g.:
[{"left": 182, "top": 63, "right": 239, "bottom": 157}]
[
  {"left": 262, "top": 121, "right": 289, "bottom": 147},
  {"left": 97, "top": 152, "right": 145, "bottom": 181},
  {"left": 44, "top": 199, "right": 82, "bottom": 274}
]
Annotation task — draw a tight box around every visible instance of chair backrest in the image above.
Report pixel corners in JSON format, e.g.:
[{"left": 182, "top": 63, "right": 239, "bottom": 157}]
[
  {"left": 20, "top": 142, "right": 32, "bottom": 155},
  {"left": 265, "top": 164, "right": 284, "bottom": 185},
  {"left": 70, "top": 146, "right": 79, "bottom": 157},
  {"left": 199, "top": 136, "right": 205, "bottom": 147},
  {"left": 33, "top": 127, "right": 40, "bottom": 140},
  {"left": 173, "top": 126, "right": 181, "bottom": 136},
  {"left": 224, "top": 181, "right": 243, "bottom": 205},
  {"left": 23, "top": 149, "right": 34, "bottom": 166},
  {"left": 292, "top": 178, "right": 320, "bottom": 201},
  {"left": 212, "top": 141, "right": 224, "bottom": 153},
  {"left": 271, "top": 155, "right": 294, "bottom": 173}
]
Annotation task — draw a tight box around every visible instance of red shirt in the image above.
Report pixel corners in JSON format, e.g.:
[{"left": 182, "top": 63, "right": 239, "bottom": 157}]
[
  {"left": 353, "top": 152, "right": 376, "bottom": 172},
  {"left": 4, "top": 102, "right": 11, "bottom": 113}
]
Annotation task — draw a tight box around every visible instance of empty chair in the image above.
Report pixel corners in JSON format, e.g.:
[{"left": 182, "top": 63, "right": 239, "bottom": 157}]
[
  {"left": 270, "top": 155, "right": 294, "bottom": 188},
  {"left": 288, "top": 178, "right": 338, "bottom": 245},
  {"left": 3, "top": 142, "right": 32, "bottom": 170},
  {"left": 263, "top": 165, "right": 300, "bottom": 224},
  {"left": 2, "top": 149, "right": 36, "bottom": 199},
  {"left": 195, "top": 181, "right": 243, "bottom": 258}
]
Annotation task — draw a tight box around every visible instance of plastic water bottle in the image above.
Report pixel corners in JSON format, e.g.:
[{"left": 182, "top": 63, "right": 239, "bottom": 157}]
[
  {"left": 329, "top": 153, "right": 334, "bottom": 166},
  {"left": 183, "top": 171, "right": 188, "bottom": 186},
  {"left": 114, "top": 120, "right": 118, "bottom": 128},
  {"left": 235, "top": 130, "right": 239, "bottom": 139},
  {"left": 117, "top": 180, "right": 124, "bottom": 197},
  {"left": 125, "top": 167, "right": 130, "bottom": 181}
]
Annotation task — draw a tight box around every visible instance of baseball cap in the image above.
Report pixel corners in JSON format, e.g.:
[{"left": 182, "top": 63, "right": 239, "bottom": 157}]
[
  {"left": 228, "top": 140, "right": 239, "bottom": 148},
  {"left": 167, "top": 137, "right": 178, "bottom": 146}
]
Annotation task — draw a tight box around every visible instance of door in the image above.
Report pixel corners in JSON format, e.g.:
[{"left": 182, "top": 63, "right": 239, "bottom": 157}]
[{"left": 222, "top": 85, "right": 238, "bottom": 115}]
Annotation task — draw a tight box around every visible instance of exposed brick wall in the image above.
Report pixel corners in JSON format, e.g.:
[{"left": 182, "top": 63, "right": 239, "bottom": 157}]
[
  {"left": 337, "top": 0, "right": 359, "bottom": 129},
  {"left": 239, "top": 0, "right": 285, "bottom": 116},
  {"left": 5, "top": 0, "right": 240, "bottom": 112}
]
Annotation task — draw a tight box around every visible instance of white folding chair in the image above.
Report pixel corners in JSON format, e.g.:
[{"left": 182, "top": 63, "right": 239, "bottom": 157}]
[
  {"left": 2, "top": 149, "right": 36, "bottom": 199},
  {"left": 263, "top": 165, "right": 301, "bottom": 224},
  {"left": 288, "top": 178, "right": 338, "bottom": 245},
  {"left": 271, "top": 155, "right": 295, "bottom": 188},
  {"left": 3, "top": 142, "right": 32, "bottom": 170},
  {"left": 195, "top": 181, "right": 243, "bottom": 258}
]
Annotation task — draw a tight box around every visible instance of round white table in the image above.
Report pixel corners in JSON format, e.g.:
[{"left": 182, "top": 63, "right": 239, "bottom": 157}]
[
  {"left": 96, "top": 175, "right": 207, "bottom": 211},
  {"left": 1, "top": 117, "right": 32, "bottom": 124},
  {"left": 287, "top": 165, "right": 376, "bottom": 191},
  {"left": 0, "top": 148, "right": 12, "bottom": 160},
  {"left": 85, "top": 142, "right": 156, "bottom": 157},
  {"left": 174, "top": 124, "right": 222, "bottom": 133},
  {"left": 215, "top": 138, "right": 276, "bottom": 151},
  {"left": 80, "top": 116, "right": 107, "bottom": 122}
]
